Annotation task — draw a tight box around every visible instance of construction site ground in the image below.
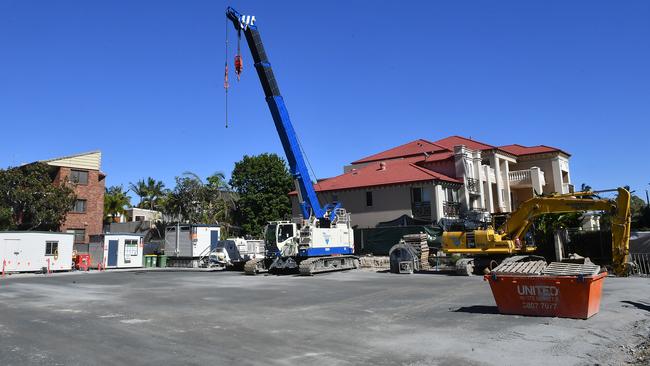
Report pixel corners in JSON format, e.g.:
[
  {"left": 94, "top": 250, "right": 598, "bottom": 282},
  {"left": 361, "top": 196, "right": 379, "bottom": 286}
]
[{"left": 0, "top": 270, "right": 648, "bottom": 366}]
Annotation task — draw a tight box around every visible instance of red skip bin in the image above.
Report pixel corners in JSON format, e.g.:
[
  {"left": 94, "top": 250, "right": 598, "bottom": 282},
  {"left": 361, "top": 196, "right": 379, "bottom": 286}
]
[{"left": 484, "top": 272, "right": 606, "bottom": 319}]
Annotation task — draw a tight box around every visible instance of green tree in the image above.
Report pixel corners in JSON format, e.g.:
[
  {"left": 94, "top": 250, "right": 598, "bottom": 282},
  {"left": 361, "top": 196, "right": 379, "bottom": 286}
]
[
  {"left": 161, "top": 171, "right": 237, "bottom": 227},
  {"left": 0, "top": 163, "right": 76, "bottom": 231},
  {"left": 143, "top": 177, "right": 167, "bottom": 210},
  {"left": 128, "top": 179, "right": 147, "bottom": 207},
  {"left": 104, "top": 185, "right": 131, "bottom": 223},
  {"left": 229, "top": 154, "right": 293, "bottom": 237}
]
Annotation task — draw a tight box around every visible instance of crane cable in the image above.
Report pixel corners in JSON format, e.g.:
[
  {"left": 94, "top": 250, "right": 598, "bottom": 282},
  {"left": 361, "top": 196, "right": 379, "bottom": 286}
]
[
  {"left": 224, "top": 16, "right": 229, "bottom": 128},
  {"left": 295, "top": 132, "right": 323, "bottom": 193}
]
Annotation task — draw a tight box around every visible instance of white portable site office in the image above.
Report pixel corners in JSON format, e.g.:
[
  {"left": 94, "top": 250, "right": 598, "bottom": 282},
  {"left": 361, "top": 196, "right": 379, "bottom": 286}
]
[
  {"left": 0, "top": 232, "right": 74, "bottom": 272},
  {"left": 164, "top": 225, "right": 220, "bottom": 258},
  {"left": 89, "top": 233, "right": 144, "bottom": 269}
]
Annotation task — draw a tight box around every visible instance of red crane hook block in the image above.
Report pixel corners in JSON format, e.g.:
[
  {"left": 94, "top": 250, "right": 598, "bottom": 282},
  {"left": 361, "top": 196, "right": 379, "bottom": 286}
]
[{"left": 234, "top": 54, "right": 243, "bottom": 80}]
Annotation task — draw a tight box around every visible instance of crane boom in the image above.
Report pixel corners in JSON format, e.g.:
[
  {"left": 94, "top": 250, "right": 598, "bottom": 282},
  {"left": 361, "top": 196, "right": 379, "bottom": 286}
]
[{"left": 226, "top": 7, "right": 325, "bottom": 221}]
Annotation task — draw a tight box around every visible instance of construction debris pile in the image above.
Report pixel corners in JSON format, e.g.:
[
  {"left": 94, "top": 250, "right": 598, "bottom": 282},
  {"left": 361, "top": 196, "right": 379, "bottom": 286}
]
[{"left": 389, "top": 233, "right": 430, "bottom": 274}]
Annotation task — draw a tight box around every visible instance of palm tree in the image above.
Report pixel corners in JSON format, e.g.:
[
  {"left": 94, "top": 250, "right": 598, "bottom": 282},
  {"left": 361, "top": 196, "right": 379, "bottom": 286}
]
[
  {"left": 144, "top": 177, "right": 166, "bottom": 210},
  {"left": 104, "top": 186, "right": 131, "bottom": 223},
  {"left": 128, "top": 179, "right": 147, "bottom": 208}
]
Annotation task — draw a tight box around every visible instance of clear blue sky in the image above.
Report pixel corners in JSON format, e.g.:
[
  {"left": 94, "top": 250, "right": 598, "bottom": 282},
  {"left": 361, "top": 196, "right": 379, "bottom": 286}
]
[{"left": 1, "top": 1, "right": 649, "bottom": 198}]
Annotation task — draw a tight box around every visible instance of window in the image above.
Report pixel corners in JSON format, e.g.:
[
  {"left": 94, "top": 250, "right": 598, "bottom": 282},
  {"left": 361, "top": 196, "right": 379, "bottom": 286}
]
[
  {"left": 72, "top": 199, "right": 87, "bottom": 213},
  {"left": 134, "top": 215, "right": 145, "bottom": 222},
  {"left": 411, "top": 187, "right": 432, "bottom": 203},
  {"left": 366, "top": 191, "right": 373, "bottom": 207},
  {"left": 446, "top": 188, "right": 458, "bottom": 202},
  {"left": 412, "top": 187, "right": 422, "bottom": 203},
  {"left": 45, "top": 241, "right": 58, "bottom": 256},
  {"left": 278, "top": 224, "right": 294, "bottom": 243},
  {"left": 124, "top": 239, "right": 138, "bottom": 256},
  {"left": 67, "top": 229, "right": 86, "bottom": 243},
  {"left": 69, "top": 170, "right": 89, "bottom": 185}
]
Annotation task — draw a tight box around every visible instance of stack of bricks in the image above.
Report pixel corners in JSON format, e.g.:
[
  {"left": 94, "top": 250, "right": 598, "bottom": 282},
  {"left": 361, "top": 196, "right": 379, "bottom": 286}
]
[{"left": 402, "top": 233, "right": 429, "bottom": 271}]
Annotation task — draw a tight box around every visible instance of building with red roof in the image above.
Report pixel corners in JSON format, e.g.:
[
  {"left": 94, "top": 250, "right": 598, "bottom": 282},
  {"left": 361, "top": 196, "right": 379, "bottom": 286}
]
[{"left": 291, "top": 135, "right": 572, "bottom": 228}]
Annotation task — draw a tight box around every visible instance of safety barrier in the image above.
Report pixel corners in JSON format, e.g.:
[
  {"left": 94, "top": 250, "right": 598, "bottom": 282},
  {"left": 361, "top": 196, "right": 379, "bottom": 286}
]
[{"left": 631, "top": 253, "right": 650, "bottom": 276}]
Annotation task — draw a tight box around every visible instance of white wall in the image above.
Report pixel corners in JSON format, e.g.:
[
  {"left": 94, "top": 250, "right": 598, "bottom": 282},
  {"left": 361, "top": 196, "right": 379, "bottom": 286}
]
[
  {"left": 0, "top": 232, "right": 73, "bottom": 272},
  {"left": 101, "top": 235, "right": 143, "bottom": 268}
]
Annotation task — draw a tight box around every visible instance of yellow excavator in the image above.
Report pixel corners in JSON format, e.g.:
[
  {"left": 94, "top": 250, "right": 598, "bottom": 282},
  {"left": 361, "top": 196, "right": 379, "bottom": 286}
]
[{"left": 441, "top": 187, "right": 631, "bottom": 276}]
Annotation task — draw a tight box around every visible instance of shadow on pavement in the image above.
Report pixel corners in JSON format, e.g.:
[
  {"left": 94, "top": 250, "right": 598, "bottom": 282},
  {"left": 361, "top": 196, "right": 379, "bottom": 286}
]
[
  {"left": 452, "top": 305, "right": 500, "bottom": 314},
  {"left": 622, "top": 300, "right": 650, "bottom": 312}
]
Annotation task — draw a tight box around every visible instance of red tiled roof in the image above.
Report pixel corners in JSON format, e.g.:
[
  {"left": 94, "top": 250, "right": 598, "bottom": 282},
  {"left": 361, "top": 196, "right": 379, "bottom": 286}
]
[
  {"left": 433, "top": 135, "right": 495, "bottom": 151},
  {"left": 291, "top": 159, "right": 461, "bottom": 195},
  {"left": 351, "top": 139, "right": 448, "bottom": 164},
  {"left": 499, "top": 144, "right": 569, "bottom": 157}
]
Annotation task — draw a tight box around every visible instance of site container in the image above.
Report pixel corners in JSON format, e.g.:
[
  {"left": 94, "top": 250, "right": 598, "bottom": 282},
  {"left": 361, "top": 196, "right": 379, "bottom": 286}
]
[
  {"left": 485, "top": 272, "right": 606, "bottom": 319},
  {"left": 88, "top": 233, "right": 144, "bottom": 269},
  {"left": 0, "top": 232, "right": 74, "bottom": 273}
]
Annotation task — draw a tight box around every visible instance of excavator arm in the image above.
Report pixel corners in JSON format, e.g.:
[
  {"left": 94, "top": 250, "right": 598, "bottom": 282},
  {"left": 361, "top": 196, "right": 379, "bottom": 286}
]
[{"left": 500, "top": 187, "right": 631, "bottom": 275}]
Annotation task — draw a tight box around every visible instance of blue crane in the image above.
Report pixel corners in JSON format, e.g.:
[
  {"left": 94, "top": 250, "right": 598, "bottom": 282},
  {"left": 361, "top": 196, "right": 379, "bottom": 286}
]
[
  {"left": 226, "top": 7, "right": 340, "bottom": 224},
  {"left": 226, "top": 7, "right": 357, "bottom": 275}
]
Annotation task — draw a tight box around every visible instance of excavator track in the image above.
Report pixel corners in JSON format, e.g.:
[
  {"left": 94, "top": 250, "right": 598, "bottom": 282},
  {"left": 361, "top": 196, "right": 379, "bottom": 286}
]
[
  {"left": 244, "top": 258, "right": 267, "bottom": 276},
  {"left": 298, "top": 255, "right": 359, "bottom": 276}
]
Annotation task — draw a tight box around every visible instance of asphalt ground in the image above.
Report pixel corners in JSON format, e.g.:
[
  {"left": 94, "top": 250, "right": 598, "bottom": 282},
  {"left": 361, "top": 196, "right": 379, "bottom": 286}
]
[{"left": 0, "top": 269, "right": 649, "bottom": 366}]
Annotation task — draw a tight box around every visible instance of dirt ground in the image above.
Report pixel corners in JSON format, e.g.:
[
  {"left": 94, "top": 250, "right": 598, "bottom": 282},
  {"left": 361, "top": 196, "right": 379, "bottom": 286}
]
[{"left": 0, "top": 269, "right": 649, "bottom": 365}]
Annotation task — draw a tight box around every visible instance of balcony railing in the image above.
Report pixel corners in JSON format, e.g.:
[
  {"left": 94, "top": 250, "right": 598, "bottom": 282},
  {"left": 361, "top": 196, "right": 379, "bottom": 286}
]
[
  {"left": 508, "top": 170, "right": 531, "bottom": 186},
  {"left": 411, "top": 201, "right": 432, "bottom": 220},
  {"left": 466, "top": 178, "right": 481, "bottom": 195},
  {"left": 443, "top": 201, "right": 461, "bottom": 218}
]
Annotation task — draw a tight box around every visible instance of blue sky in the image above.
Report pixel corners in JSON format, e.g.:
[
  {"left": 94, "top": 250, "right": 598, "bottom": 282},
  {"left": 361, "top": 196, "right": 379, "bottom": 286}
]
[{"left": 1, "top": 1, "right": 649, "bottom": 198}]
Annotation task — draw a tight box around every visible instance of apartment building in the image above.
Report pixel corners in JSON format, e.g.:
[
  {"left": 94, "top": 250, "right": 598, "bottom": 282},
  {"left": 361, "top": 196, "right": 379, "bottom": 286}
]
[
  {"left": 42, "top": 151, "right": 106, "bottom": 244},
  {"left": 290, "top": 136, "right": 572, "bottom": 228}
]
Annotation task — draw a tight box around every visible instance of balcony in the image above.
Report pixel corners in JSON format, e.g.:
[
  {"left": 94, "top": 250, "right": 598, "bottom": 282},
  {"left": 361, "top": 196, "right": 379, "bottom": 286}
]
[
  {"left": 508, "top": 169, "right": 545, "bottom": 189},
  {"left": 443, "top": 201, "right": 461, "bottom": 218},
  {"left": 411, "top": 201, "right": 432, "bottom": 220},
  {"left": 466, "top": 177, "right": 481, "bottom": 195}
]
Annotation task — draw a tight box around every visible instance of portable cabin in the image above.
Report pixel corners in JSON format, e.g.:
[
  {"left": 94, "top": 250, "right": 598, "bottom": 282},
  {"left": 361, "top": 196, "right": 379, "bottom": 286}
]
[
  {"left": 89, "top": 233, "right": 144, "bottom": 269},
  {"left": 164, "top": 224, "right": 220, "bottom": 258},
  {"left": 164, "top": 224, "right": 220, "bottom": 267},
  {"left": 0, "top": 232, "right": 74, "bottom": 272}
]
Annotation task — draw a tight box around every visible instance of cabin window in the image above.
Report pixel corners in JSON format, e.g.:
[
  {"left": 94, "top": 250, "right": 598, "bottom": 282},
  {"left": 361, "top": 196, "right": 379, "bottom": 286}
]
[
  {"left": 366, "top": 191, "right": 373, "bottom": 207},
  {"left": 72, "top": 199, "right": 87, "bottom": 213},
  {"left": 124, "top": 239, "right": 138, "bottom": 257},
  {"left": 69, "top": 170, "right": 89, "bottom": 185},
  {"left": 45, "top": 241, "right": 58, "bottom": 256}
]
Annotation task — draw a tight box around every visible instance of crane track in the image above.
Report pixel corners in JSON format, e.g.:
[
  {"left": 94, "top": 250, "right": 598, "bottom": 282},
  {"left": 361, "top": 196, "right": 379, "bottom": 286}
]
[
  {"left": 244, "top": 258, "right": 267, "bottom": 275},
  {"left": 298, "top": 255, "right": 359, "bottom": 276}
]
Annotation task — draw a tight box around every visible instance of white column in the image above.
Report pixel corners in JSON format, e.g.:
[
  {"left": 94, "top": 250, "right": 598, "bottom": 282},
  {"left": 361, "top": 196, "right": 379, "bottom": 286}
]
[
  {"left": 474, "top": 153, "right": 484, "bottom": 209},
  {"left": 530, "top": 167, "right": 544, "bottom": 196},
  {"left": 433, "top": 184, "right": 445, "bottom": 221},
  {"left": 484, "top": 165, "right": 494, "bottom": 212},
  {"left": 454, "top": 146, "right": 470, "bottom": 212},
  {"left": 551, "top": 158, "right": 564, "bottom": 193},
  {"left": 502, "top": 160, "right": 512, "bottom": 212},
  {"left": 490, "top": 156, "right": 504, "bottom": 211}
]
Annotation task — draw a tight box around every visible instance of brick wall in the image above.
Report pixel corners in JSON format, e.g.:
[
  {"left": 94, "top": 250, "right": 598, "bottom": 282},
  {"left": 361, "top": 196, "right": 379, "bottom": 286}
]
[{"left": 53, "top": 167, "right": 105, "bottom": 243}]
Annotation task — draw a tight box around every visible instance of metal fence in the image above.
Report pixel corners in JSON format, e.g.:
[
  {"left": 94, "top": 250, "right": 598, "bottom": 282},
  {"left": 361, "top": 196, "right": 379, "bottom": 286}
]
[{"left": 630, "top": 253, "right": 650, "bottom": 276}]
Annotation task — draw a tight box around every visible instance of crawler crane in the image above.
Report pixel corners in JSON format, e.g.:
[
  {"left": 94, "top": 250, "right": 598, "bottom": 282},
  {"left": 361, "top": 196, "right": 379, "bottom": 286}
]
[{"left": 225, "top": 7, "right": 358, "bottom": 275}]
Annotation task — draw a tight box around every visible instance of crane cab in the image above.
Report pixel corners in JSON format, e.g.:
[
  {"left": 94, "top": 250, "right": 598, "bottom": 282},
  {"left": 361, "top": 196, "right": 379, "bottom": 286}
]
[{"left": 264, "top": 221, "right": 298, "bottom": 255}]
